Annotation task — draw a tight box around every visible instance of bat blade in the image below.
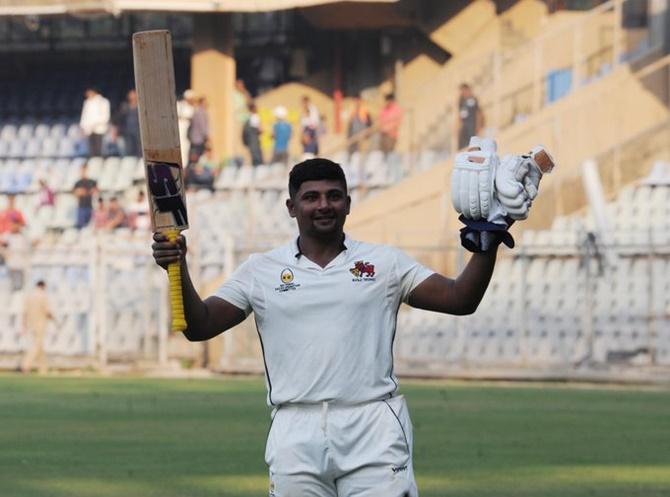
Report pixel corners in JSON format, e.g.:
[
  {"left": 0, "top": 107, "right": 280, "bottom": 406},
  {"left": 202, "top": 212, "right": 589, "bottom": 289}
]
[
  {"left": 133, "top": 29, "right": 188, "bottom": 332},
  {"left": 133, "top": 30, "right": 188, "bottom": 232}
]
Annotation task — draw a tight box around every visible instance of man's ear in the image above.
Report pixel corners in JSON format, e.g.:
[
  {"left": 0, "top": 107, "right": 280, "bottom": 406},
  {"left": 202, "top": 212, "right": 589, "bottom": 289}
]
[
  {"left": 345, "top": 195, "right": 351, "bottom": 215},
  {"left": 286, "top": 198, "right": 296, "bottom": 218}
]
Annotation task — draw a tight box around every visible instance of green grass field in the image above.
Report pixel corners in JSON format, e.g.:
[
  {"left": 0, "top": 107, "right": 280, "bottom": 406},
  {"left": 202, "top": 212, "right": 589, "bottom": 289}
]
[{"left": 1, "top": 374, "right": 669, "bottom": 497}]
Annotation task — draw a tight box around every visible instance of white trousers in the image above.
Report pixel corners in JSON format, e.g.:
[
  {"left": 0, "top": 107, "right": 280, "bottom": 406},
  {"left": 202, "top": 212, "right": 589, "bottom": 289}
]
[{"left": 265, "top": 394, "right": 418, "bottom": 497}]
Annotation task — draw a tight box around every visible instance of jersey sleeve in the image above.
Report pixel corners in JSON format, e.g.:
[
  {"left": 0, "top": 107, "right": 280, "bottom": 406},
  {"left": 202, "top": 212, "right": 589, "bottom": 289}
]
[
  {"left": 212, "top": 256, "right": 256, "bottom": 316},
  {"left": 393, "top": 248, "right": 435, "bottom": 304}
]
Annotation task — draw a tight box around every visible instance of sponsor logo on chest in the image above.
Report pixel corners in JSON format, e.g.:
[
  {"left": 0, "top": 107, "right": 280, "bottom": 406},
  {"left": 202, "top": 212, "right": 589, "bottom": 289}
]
[{"left": 275, "top": 268, "right": 301, "bottom": 292}]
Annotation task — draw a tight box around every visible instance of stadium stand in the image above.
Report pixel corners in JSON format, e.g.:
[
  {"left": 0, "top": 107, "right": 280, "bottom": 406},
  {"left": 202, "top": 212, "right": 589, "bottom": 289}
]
[{"left": 0, "top": 0, "right": 668, "bottom": 378}]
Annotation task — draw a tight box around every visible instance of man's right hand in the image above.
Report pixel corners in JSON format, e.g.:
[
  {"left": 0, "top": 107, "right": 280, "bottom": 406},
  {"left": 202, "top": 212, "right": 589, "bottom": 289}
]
[{"left": 152, "top": 232, "right": 187, "bottom": 270}]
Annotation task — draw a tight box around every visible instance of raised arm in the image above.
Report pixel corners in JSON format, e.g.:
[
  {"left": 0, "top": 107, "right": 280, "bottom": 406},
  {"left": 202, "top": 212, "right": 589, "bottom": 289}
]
[
  {"left": 152, "top": 232, "right": 246, "bottom": 341},
  {"left": 408, "top": 249, "right": 497, "bottom": 315}
]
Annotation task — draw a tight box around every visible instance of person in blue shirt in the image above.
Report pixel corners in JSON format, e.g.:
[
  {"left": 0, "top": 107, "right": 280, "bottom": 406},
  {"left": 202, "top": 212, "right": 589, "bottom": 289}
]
[{"left": 271, "top": 106, "right": 292, "bottom": 165}]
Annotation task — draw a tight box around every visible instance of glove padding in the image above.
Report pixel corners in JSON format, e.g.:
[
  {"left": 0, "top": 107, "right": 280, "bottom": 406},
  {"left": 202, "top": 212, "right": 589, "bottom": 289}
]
[
  {"left": 495, "top": 154, "right": 533, "bottom": 220},
  {"left": 451, "top": 137, "right": 506, "bottom": 222},
  {"left": 496, "top": 145, "right": 555, "bottom": 220}
]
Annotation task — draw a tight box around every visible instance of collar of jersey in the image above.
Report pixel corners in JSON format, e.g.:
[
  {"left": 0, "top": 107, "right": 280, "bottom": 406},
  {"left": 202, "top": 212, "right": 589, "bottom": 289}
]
[{"left": 292, "top": 233, "right": 351, "bottom": 264}]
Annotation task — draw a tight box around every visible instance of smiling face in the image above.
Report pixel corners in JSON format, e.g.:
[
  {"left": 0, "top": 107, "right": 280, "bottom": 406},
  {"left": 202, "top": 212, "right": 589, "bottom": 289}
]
[{"left": 286, "top": 179, "right": 350, "bottom": 239}]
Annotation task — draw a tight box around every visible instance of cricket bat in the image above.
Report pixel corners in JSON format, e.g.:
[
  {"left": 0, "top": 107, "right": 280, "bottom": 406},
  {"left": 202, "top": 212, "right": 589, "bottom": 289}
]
[{"left": 133, "top": 30, "right": 188, "bottom": 332}]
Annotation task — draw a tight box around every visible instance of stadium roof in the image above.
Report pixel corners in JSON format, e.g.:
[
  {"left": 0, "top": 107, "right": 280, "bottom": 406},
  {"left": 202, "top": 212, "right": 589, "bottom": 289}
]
[{"left": 0, "top": 0, "right": 399, "bottom": 15}]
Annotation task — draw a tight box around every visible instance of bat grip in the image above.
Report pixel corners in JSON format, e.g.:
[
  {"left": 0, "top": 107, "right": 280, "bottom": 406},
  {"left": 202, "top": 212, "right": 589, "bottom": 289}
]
[{"left": 166, "top": 228, "right": 187, "bottom": 332}]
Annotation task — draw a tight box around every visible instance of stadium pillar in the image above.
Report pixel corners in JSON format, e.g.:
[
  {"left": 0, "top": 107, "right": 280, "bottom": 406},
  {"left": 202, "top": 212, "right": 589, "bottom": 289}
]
[{"left": 192, "top": 13, "right": 235, "bottom": 161}]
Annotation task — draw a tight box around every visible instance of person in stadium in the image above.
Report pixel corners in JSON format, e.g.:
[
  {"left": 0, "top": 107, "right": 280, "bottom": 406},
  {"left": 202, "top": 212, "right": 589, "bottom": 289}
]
[
  {"left": 187, "top": 94, "right": 210, "bottom": 167},
  {"left": 379, "top": 93, "right": 402, "bottom": 155},
  {"left": 347, "top": 94, "right": 373, "bottom": 156},
  {"left": 457, "top": 83, "right": 485, "bottom": 150},
  {"left": 73, "top": 164, "right": 99, "bottom": 229},
  {"left": 113, "top": 88, "right": 141, "bottom": 157},
  {"left": 103, "top": 196, "right": 128, "bottom": 230},
  {"left": 0, "top": 194, "right": 26, "bottom": 235},
  {"left": 92, "top": 197, "right": 108, "bottom": 231},
  {"left": 300, "top": 95, "right": 321, "bottom": 157},
  {"left": 0, "top": 194, "right": 29, "bottom": 290},
  {"left": 242, "top": 101, "right": 264, "bottom": 166},
  {"left": 20, "top": 280, "right": 56, "bottom": 375},
  {"left": 151, "top": 142, "right": 545, "bottom": 496},
  {"left": 177, "top": 89, "right": 197, "bottom": 166},
  {"left": 271, "top": 105, "right": 292, "bottom": 165},
  {"left": 79, "top": 86, "right": 111, "bottom": 157}
]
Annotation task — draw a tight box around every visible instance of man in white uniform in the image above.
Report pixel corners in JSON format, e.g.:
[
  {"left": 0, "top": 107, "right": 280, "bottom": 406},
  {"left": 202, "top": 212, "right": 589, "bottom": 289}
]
[{"left": 152, "top": 149, "right": 545, "bottom": 496}]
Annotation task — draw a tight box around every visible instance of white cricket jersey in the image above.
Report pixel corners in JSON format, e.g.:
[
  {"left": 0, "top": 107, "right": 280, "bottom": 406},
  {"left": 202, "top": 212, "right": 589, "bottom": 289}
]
[{"left": 214, "top": 235, "right": 434, "bottom": 406}]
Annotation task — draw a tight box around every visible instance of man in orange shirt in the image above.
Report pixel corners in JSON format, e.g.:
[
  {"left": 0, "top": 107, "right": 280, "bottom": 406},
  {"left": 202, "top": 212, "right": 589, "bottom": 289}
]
[
  {"left": 0, "top": 194, "right": 26, "bottom": 234},
  {"left": 379, "top": 93, "right": 403, "bottom": 155}
]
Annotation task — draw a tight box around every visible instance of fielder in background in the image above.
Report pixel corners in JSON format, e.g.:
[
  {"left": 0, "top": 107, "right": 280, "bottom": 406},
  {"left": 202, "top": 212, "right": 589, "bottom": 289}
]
[
  {"left": 152, "top": 139, "right": 553, "bottom": 497},
  {"left": 20, "top": 280, "right": 56, "bottom": 374}
]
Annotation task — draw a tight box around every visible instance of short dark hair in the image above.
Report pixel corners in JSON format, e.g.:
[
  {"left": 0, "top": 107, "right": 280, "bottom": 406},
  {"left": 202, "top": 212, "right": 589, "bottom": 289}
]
[
  {"left": 36, "top": 280, "right": 46, "bottom": 288},
  {"left": 288, "top": 158, "right": 347, "bottom": 198}
]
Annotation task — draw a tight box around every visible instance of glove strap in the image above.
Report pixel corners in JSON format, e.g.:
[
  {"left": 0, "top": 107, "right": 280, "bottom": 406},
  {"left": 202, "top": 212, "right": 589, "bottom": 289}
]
[{"left": 458, "top": 215, "right": 515, "bottom": 253}]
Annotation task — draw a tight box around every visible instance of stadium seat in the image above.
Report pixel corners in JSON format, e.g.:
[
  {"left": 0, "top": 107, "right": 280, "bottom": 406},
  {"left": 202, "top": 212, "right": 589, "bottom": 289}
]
[
  {"left": 7, "top": 138, "right": 26, "bottom": 158},
  {"left": 57, "top": 137, "right": 76, "bottom": 158},
  {"left": 0, "top": 122, "right": 18, "bottom": 140},
  {"left": 49, "top": 122, "right": 67, "bottom": 138},
  {"left": 34, "top": 123, "right": 50, "bottom": 139},
  {"left": 215, "top": 164, "right": 239, "bottom": 189},
  {"left": 17, "top": 123, "right": 35, "bottom": 140}
]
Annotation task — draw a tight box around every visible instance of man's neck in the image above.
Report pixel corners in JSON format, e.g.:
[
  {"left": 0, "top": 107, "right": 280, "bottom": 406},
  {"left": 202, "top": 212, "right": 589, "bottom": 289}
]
[{"left": 297, "top": 232, "right": 346, "bottom": 268}]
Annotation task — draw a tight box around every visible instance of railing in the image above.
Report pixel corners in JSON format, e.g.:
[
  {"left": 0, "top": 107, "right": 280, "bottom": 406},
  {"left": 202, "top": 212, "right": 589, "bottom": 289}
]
[{"left": 207, "top": 232, "right": 670, "bottom": 376}]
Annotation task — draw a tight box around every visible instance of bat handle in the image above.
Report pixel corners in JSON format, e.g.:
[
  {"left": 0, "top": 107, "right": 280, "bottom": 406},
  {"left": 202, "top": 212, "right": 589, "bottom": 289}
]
[{"left": 166, "top": 227, "right": 187, "bottom": 332}]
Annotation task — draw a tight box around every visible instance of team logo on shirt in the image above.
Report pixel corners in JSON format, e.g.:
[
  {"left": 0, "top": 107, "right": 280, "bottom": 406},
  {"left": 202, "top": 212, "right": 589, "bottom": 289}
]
[
  {"left": 276, "top": 268, "right": 300, "bottom": 292},
  {"left": 350, "top": 260, "right": 376, "bottom": 281}
]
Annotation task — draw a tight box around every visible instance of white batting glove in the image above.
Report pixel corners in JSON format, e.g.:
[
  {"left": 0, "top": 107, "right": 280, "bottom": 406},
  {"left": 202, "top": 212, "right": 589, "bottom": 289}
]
[
  {"left": 495, "top": 145, "right": 555, "bottom": 221},
  {"left": 451, "top": 137, "right": 506, "bottom": 225}
]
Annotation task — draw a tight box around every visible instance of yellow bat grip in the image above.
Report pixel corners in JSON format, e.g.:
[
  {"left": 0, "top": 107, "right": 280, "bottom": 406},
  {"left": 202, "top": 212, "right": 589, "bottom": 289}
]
[{"left": 166, "top": 228, "right": 187, "bottom": 332}]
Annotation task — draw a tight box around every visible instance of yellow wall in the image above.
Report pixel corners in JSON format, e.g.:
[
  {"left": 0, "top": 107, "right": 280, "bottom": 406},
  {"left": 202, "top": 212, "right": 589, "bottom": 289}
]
[{"left": 348, "top": 63, "right": 670, "bottom": 273}]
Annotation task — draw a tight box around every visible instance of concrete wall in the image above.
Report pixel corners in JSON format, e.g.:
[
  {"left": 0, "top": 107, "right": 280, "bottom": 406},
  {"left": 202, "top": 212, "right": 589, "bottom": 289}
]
[{"left": 348, "top": 61, "right": 670, "bottom": 273}]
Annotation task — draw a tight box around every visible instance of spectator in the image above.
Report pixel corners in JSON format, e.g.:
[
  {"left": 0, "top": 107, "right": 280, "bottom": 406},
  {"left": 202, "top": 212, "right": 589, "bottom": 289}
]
[
  {"left": 92, "top": 197, "right": 108, "bottom": 230},
  {"left": 188, "top": 94, "right": 209, "bottom": 166},
  {"left": 233, "top": 79, "right": 252, "bottom": 126},
  {"left": 300, "top": 95, "right": 321, "bottom": 156},
  {"left": 36, "top": 179, "right": 55, "bottom": 210},
  {"left": 271, "top": 106, "right": 292, "bottom": 165},
  {"left": 79, "top": 87, "right": 111, "bottom": 157},
  {"left": 20, "top": 280, "right": 55, "bottom": 375},
  {"left": 187, "top": 162, "right": 215, "bottom": 191},
  {"left": 113, "top": 89, "right": 141, "bottom": 157},
  {"left": 128, "top": 190, "right": 150, "bottom": 231},
  {"left": 347, "top": 95, "right": 372, "bottom": 155},
  {"left": 0, "top": 194, "right": 26, "bottom": 234},
  {"left": 73, "top": 164, "right": 98, "bottom": 229},
  {"left": 379, "top": 93, "right": 403, "bottom": 155},
  {"left": 0, "top": 227, "right": 29, "bottom": 291},
  {"left": 198, "top": 145, "right": 223, "bottom": 175},
  {"left": 457, "top": 83, "right": 485, "bottom": 150},
  {"left": 177, "top": 89, "right": 197, "bottom": 166},
  {"left": 242, "top": 102, "right": 263, "bottom": 166},
  {"left": 104, "top": 196, "right": 128, "bottom": 230},
  {"left": 233, "top": 80, "right": 253, "bottom": 164},
  {"left": 0, "top": 194, "right": 28, "bottom": 290}
]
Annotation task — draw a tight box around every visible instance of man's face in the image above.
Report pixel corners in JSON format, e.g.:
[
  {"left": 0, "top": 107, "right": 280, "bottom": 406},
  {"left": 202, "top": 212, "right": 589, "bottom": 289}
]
[{"left": 287, "top": 179, "right": 350, "bottom": 237}]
